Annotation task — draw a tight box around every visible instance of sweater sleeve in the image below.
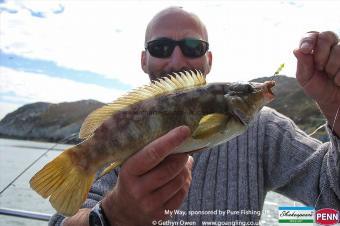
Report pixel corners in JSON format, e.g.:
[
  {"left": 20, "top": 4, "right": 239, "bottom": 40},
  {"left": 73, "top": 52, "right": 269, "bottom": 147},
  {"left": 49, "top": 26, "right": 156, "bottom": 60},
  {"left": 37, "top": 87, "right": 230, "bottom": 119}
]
[
  {"left": 48, "top": 169, "right": 119, "bottom": 226},
  {"left": 260, "top": 107, "right": 340, "bottom": 209}
]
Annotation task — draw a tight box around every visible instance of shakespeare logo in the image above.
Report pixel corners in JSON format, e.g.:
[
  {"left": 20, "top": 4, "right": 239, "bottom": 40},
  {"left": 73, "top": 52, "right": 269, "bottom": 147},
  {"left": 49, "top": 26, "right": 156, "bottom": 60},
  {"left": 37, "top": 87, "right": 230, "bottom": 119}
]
[{"left": 278, "top": 206, "right": 314, "bottom": 224}]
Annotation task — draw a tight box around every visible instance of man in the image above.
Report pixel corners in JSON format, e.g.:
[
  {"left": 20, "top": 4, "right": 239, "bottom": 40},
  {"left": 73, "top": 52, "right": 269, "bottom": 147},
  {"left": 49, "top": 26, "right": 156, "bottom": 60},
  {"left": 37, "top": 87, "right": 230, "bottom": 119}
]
[{"left": 50, "top": 6, "right": 340, "bottom": 226}]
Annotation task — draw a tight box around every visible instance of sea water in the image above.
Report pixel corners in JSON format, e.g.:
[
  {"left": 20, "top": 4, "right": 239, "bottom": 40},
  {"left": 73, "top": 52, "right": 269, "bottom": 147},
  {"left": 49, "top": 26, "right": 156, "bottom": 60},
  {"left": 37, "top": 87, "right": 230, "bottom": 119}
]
[
  {"left": 0, "top": 138, "right": 68, "bottom": 226},
  {"left": 0, "top": 138, "right": 301, "bottom": 226}
]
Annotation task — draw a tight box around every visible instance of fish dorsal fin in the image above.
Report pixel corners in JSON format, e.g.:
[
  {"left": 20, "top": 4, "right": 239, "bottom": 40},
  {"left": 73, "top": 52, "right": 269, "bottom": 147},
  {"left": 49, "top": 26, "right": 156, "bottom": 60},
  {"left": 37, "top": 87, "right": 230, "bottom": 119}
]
[{"left": 79, "top": 70, "right": 206, "bottom": 139}]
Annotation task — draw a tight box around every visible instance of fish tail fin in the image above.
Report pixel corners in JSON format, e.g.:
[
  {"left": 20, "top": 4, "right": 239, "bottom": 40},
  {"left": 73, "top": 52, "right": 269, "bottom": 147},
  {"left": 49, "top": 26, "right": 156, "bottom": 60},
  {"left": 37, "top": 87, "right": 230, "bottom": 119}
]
[{"left": 29, "top": 147, "right": 95, "bottom": 216}]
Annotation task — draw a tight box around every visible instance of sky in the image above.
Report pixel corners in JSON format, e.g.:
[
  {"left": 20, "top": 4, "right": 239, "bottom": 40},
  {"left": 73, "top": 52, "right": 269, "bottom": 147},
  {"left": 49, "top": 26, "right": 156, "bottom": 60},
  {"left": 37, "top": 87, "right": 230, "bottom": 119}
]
[{"left": 0, "top": 0, "right": 340, "bottom": 120}]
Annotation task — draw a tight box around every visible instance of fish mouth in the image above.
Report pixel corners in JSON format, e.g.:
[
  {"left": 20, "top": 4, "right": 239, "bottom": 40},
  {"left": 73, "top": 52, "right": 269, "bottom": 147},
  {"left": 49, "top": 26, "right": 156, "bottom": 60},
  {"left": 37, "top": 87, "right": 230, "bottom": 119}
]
[
  {"left": 250, "top": 81, "right": 275, "bottom": 101},
  {"left": 262, "top": 81, "right": 275, "bottom": 101},
  {"left": 230, "top": 81, "right": 276, "bottom": 125}
]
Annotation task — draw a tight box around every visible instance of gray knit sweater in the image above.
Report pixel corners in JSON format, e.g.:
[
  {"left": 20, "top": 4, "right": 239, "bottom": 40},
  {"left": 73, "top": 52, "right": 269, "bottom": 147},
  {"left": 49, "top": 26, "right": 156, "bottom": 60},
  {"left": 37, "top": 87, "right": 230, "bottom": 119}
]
[{"left": 49, "top": 107, "right": 340, "bottom": 225}]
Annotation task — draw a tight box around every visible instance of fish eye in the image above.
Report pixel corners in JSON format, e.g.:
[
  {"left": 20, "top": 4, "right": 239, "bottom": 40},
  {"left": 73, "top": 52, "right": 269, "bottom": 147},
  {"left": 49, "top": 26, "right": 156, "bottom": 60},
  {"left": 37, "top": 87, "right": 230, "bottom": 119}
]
[
  {"left": 245, "top": 84, "right": 254, "bottom": 93},
  {"left": 228, "top": 83, "right": 254, "bottom": 94}
]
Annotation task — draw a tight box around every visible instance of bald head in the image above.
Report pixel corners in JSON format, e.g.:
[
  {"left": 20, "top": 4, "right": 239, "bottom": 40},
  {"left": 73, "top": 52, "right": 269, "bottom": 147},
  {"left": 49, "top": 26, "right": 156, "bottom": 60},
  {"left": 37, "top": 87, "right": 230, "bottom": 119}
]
[
  {"left": 145, "top": 7, "right": 208, "bottom": 43},
  {"left": 141, "top": 7, "right": 212, "bottom": 80}
]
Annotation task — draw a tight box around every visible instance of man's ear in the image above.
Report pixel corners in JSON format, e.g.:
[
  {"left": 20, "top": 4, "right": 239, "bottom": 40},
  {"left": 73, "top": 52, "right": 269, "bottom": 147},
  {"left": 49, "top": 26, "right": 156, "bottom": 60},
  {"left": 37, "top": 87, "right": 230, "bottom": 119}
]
[
  {"left": 141, "top": 50, "right": 148, "bottom": 73},
  {"left": 206, "top": 51, "right": 213, "bottom": 74}
]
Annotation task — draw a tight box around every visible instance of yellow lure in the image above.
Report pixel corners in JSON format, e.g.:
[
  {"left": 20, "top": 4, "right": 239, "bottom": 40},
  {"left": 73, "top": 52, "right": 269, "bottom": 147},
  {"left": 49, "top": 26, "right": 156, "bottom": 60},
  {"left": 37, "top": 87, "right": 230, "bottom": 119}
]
[{"left": 274, "top": 63, "right": 285, "bottom": 76}]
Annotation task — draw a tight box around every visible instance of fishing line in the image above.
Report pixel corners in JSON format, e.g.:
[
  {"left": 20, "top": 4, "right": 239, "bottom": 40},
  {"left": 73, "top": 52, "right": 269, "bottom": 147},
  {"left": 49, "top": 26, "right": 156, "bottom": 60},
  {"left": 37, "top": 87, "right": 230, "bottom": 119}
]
[
  {"left": 270, "top": 63, "right": 285, "bottom": 81},
  {"left": 309, "top": 105, "right": 340, "bottom": 136},
  {"left": 331, "top": 104, "right": 340, "bottom": 134},
  {"left": 0, "top": 133, "right": 78, "bottom": 196},
  {"left": 313, "top": 103, "right": 340, "bottom": 208},
  {"left": 308, "top": 123, "right": 326, "bottom": 137},
  {"left": 270, "top": 63, "right": 340, "bottom": 208}
]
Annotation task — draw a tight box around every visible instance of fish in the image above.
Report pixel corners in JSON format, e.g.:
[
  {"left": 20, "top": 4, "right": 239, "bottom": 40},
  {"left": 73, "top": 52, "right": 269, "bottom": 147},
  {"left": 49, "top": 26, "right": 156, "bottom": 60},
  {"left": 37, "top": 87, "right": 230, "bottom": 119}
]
[{"left": 29, "top": 70, "right": 275, "bottom": 216}]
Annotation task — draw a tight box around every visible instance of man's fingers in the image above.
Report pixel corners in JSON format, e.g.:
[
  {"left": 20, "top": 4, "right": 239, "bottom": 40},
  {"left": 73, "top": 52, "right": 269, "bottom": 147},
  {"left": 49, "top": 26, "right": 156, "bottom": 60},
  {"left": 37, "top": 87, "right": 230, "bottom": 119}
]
[
  {"left": 314, "top": 31, "right": 339, "bottom": 74},
  {"left": 140, "top": 154, "right": 189, "bottom": 192},
  {"left": 163, "top": 177, "right": 192, "bottom": 211},
  {"left": 325, "top": 43, "right": 340, "bottom": 78},
  {"left": 299, "top": 31, "right": 319, "bottom": 54},
  {"left": 125, "top": 126, "right": 191, "bottom": 176},
  {"left": 293, "top": 48, "right": 314, "bottom": 87},
  {"left": 293, "top": 32, "right": 319, "bottom": 87},
  {"left": 160, "top": 157, "right": 193, "bottom": 211},
  {"left": 136, "top": 157, "right": 193, "bottom": 218},
  {"left": 149, "top": 163, "right": 191, "bottom": 207},
  {"left": 335, "top": 70, "right": 340, "bottom": 87},
  {"left": 155, "top": 161, "right": 192, "bottom": 219}
]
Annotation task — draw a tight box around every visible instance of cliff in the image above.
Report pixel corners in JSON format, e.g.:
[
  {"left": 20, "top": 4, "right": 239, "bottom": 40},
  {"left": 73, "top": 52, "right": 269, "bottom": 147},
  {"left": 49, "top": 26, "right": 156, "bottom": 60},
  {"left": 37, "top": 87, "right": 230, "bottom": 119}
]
[{"left": 0, "top": 100, "right": 104, "bottom": 143}]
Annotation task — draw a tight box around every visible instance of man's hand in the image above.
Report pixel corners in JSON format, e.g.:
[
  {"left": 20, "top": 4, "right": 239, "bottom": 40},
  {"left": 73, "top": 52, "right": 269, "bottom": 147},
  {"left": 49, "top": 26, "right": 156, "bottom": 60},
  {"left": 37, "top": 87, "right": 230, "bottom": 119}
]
[
  {"left": 293, "top": 31, "right": 340, "bottom": 136},
  {"left": 102, "top": 126, "right": 193, "bottom": 226}
]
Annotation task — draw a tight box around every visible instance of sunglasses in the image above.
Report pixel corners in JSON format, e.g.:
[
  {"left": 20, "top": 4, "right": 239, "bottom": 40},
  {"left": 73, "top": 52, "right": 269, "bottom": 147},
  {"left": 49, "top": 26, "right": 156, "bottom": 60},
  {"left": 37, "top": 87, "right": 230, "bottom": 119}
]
[{"left": 145, "top": 37, "right": 209, "bottom": 58}]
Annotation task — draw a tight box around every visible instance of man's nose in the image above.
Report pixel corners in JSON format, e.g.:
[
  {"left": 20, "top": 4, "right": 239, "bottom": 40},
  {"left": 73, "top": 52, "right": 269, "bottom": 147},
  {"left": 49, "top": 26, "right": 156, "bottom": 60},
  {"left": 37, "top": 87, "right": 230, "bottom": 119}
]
[{"left": 166, "top": 46, "right": 188, "bottom": 71}]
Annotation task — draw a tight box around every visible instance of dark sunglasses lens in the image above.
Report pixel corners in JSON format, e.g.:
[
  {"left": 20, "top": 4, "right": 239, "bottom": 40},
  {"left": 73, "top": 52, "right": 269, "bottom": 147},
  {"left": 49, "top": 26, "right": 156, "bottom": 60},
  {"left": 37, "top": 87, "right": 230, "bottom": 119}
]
[
  {"left": 147, "top": 39, "right": 174, "bottom": 58},
  {"left": 181, "top": 39, "right": 208, "bottom": 58}
]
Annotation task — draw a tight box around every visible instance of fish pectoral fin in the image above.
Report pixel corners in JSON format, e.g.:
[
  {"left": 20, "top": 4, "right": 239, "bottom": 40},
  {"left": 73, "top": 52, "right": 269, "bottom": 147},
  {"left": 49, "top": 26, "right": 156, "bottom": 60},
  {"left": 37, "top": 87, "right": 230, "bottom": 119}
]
[
  {"left": 29, "top": 147, "right": 95, "bottom": 216},
  {"left": 99, "top": 160, "right": 123, "bottom": 178},
  {"left": 192, "top": 113, "right": 229, "bottom": 139}
]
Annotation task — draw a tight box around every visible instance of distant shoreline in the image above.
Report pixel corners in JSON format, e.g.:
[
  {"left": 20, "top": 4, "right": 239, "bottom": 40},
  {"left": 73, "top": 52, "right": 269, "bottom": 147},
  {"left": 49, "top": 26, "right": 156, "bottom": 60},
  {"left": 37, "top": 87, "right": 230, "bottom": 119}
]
[
  {"left": 0, "top": 136, "right": 77, "bottom": 145},
  {"left": 0, "top": 136, "right": 74, "bottom": 151}
]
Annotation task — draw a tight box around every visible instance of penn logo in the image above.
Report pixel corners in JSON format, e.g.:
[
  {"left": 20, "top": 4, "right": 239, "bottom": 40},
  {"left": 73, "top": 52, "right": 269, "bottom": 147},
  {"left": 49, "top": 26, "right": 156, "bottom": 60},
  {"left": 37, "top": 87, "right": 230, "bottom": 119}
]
[{"left": 315, "top": 208, "right": 339, "bottom": 225}]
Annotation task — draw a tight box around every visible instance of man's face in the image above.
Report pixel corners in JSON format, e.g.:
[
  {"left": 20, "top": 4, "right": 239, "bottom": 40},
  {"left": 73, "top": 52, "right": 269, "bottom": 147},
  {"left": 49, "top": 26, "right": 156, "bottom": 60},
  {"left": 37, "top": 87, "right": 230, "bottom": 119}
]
[{"left": 141, "top": 11, "right": 212, "bottom": 81}]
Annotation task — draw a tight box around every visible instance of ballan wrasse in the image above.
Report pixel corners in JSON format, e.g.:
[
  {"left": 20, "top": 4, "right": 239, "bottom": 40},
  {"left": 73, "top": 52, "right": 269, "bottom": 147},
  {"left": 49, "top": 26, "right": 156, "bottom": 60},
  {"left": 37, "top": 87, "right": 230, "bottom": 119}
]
[{"left": 30, "top": 70, "right": 275, "bottom": 216}]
